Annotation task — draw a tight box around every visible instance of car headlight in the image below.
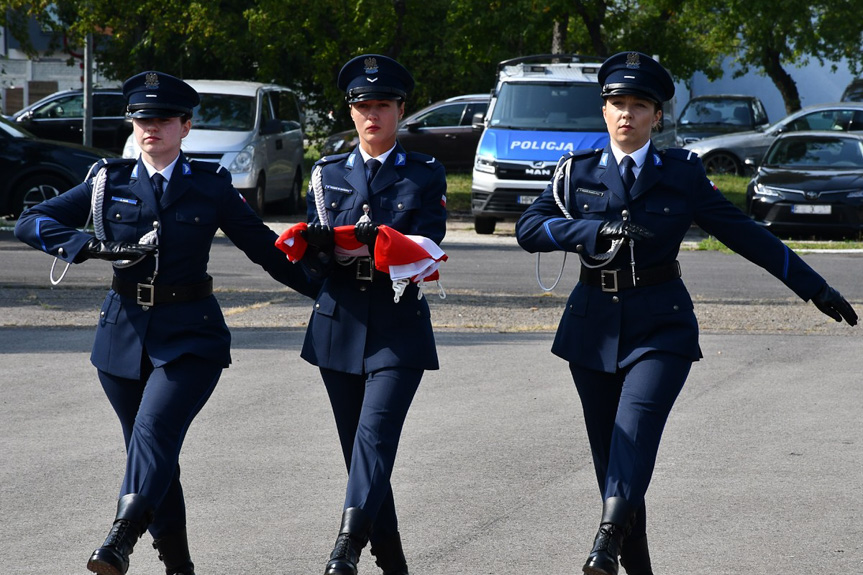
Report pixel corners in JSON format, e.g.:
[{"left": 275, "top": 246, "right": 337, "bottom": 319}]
[
  {"left": 474, "top": 156, "right": 497, "bottom": 175},
  {"left": 228, "top": 145, "right": 255, "bottom": 173},
  {"left": 847, "top": 190, "right": 863, "bottom": 198},
  {"left": 753, "top": 183, "right": 784, "bottom": 198}
]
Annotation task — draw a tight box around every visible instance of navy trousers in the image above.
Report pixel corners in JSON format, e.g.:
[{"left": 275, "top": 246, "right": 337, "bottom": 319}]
[
  {"left": 98, "top": 353, "right": 222, "bottom": 538},
  {"left": 320, "top": 366, "right": 422, "bottom": 544},
  {"left": 570, "top": 351, "right": 691, "bottom": 538}
]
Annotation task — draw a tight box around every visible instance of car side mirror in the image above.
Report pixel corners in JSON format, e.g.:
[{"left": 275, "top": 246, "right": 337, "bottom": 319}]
[
  {"left": 472, "top": 112, "right": 485, "bottom": 132},
  {"left": 260, "top": 118, "right": 282, "bottom": 135},
  {"left": 405, "top": 121, "right": 422, "bottom": 133}
]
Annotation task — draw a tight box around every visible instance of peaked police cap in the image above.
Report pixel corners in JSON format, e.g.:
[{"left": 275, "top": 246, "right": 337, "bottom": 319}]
[
  {"left": 598, "top": 52, "right": 675, "bottom": 103},
  {"left": 338, "top": 54, "right": 415, "bottom": 103},
  {"left": 123, "top": 71, "right": 200, "bottom": 119}
]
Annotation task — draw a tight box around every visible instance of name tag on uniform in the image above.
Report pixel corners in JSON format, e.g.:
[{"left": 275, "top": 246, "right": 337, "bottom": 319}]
[
  {"left": 111, "top": 196, "right": 139, "bottom": 205},
  {"left": 324, "top": 185, "right": 353, "bottom": 194},
  {"left": 576, "top": 188, "right": 604, "bottom": 197}
]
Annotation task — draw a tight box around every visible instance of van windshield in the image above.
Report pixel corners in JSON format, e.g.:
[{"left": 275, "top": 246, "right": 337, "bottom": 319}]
[
  {"left": 488, "top": 82, "right": 606, "bottom": 132},
  {"left": 193, "top": 94, "right": 256, "bottom": 131}
]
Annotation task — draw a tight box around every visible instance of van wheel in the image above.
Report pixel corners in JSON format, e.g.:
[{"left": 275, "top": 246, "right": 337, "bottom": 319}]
[
  {"left": 287, "top": 175, "right": 302, "bottom": 214},
  {"left": 252, "top": 175, "right": 266, "bottom": 216},
  {"left": 474, "top": 216, "right": 497, "bottom": 235}
]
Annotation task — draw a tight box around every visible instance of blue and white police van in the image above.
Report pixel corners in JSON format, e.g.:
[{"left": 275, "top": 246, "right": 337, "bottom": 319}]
[{"left": 470, "top": 54, "right": 675, "bottom": 234}]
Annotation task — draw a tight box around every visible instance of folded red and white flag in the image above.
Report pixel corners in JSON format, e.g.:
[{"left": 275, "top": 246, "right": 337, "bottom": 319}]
[{"left": 275, "top": 223, "right": 447, "bottom": 283}]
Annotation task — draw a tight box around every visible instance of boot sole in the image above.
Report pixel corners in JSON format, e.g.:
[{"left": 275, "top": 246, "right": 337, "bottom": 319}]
[
  {"left": 86, "top": 558, "right": 124, "bottom": 575},
  {"left": 583, "top": 567, "right": 616, "bottom": 575}
]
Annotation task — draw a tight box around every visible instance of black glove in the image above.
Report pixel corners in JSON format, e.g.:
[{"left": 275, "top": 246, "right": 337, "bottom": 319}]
[
  {"left": 598, "top": 220, "right": 655, "bottom": 242},
  {"left": 301, "top": 223, "right": 335, "bottom": 251},
  {"left": 76, "top": 238, "right": 156, "bottom": 263},
  {"left": 354, "top": 221, "right": 378, "bottom": 248},
  {"left": 811, "top": 284, "right": 858, "bottom": 326}
]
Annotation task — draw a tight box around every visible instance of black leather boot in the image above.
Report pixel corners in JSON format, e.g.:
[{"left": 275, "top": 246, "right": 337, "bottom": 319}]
[
  {"left": 582, "top": 497, "right": 635, "bottom": 575},
  {"left": 153, "top": 527, "right": 196, "bottom": 575},
  {"left": 87, "top": 493, "right": 154, "bottom": 575},
  {"left": 619, "top": 534, "right": 653, "bottom": 575},
  {"left": 324, "top": 507, "right": 373, "bottom": 575},
  {"left": 370, "top": 531, "right": 409, "bottom": 575}
]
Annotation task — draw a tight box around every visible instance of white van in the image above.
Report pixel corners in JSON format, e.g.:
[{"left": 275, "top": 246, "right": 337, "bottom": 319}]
[{"left": 123, "top": 80, "right": 305, "bottom": 215}]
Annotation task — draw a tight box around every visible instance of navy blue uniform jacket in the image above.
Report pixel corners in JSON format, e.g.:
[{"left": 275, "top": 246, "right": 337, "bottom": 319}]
[
  {"left": 516, "top": 144, "right": 827, "bottom": 373},
  {"left": 300, "top": 144, "right": 447, "bottom": 374},
  {"left": 15, "top": 156, "right": 318, "bottom": 379}
]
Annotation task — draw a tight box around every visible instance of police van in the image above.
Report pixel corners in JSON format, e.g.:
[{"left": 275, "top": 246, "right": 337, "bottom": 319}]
[{"left": 471, "top": 54, "right": 675, "bottom": 234}]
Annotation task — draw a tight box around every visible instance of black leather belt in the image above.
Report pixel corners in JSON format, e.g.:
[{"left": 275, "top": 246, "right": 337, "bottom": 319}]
[
  {"left": 112, "top": 276, "right": 213, "bottom": 306},
  {"left": 579, "top": 261, "right": 681, "bottom": 292},
  {"left": 337, "top": 256, "right": 375, "bottom": 281}
]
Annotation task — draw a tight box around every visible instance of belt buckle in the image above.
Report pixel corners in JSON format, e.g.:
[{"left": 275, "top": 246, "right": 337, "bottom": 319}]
[
  {"left": 600, "top": 270, "right": 619, "bottom": 293},
  {"left": 356, "top": 257, "right": 374, "bottom": 281},
  {"left": 136, "top": 283, "right": 155, "bottom": 306}
]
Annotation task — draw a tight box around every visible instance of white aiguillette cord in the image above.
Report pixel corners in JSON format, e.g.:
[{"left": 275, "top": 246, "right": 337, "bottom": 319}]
[
  {"left": 50, "top": 164, "right": 159, "bottom": 285},
  {"left": 535, "top": 156, "right": 624, "bottom": 292}
]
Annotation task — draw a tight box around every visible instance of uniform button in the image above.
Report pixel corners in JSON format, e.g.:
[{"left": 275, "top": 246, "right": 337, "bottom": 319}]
[
  {"left": 612, "top": 296, "right": 620, "bottom": 304},
  {"left": 416, "top": 310, "right": 421, "bottom": 316},
  {"left": 583, "top": 204, "right": 589, "bottom": 210},
  {"left": 575, "top": 244, "right": 584, "bottom": 253},
  {"left": 673, "top": 304, "right": 679, "bottom": 311},
  {"left": 315, "top": 303, "right": 320, "bottom": 309},
  {"left": 194, "top": 216, "right": 200, "bottom": 223},
  {"left": 664, "top": 207, "right": 671, "bottom": 214},
  {"left": 58, "top": 247, "right": 65, "bottom": 256},
  {"left": 359, "top": 285, "right": 367, "bottom": 292},
  {"left": 397, "top": 202, "right": 404, "bottom": 210},
  {"left": 153, "top": 221, "right": 159, "bottom": 228},
  {"left": 331, "top": 202, "right": 338, "bottom": 208},
  {"left": 100, "top": 311, "right": 105, "bottom": 317},
  {"left": 115, "top": 213, "right": 122, "bottom": 220},
  {"left": 203, "top": 315, "right": 209, "bottom": 320}
]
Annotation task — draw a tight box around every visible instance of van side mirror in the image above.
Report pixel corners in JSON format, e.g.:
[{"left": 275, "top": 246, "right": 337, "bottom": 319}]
[
  {"left": 472, "top": 112, "right": 485, "bottom": 131},
  {"left": 261, "top": 118, "right": 282, "bottom": 135}
]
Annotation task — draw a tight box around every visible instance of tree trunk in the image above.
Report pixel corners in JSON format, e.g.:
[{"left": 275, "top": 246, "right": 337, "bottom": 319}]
[
  {"left": 552, "top": 15, "right": 568, "bottom": 54},
  {"left": 761, "top": 47, "right": 801, "bottom": 114}
]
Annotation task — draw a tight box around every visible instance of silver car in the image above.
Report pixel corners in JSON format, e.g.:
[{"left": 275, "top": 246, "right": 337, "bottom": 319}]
[{"left": 684, "top": 102, "right": 863, "bottom": 175}]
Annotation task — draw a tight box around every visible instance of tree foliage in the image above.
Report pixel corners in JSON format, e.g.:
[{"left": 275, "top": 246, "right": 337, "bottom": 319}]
[{"left": 3, "top": 0, "right": 861, "bottom": 128}]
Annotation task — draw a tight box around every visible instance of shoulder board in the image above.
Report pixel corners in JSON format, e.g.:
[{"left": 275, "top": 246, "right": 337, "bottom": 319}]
[
  {"left": 558, "top": 147, "right": 602, "bottom": 167},
  {"left": 87, "top": 157, "right": 134, "bottom": 180},
  {"left": 315, "top": 152, "right": 351, "bottom": 167},
  {"left": 661, "top": 148, "right": 700, "bottom": 162},
  {"left": 406, "top": 151, "right": 439, "bottom": 166},
  {"left": 189, "top": 159, "right": 231, "bottom": 178}
]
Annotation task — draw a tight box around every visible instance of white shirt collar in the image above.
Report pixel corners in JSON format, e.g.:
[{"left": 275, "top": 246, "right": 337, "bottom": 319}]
[
  {"left": 358, "top": 145, "right": 395, "bottom": 166},
  {"left": 610, "top": 141, "right": 651, "bottom": 170},
  {"left": 141, "top": 154, "right": 181, "bottom": 182}
]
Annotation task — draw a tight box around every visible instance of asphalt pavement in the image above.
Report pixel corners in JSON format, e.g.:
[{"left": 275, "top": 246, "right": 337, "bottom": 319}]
[{"left": 2, "top": 220, "right": 862, "bottom": 574}]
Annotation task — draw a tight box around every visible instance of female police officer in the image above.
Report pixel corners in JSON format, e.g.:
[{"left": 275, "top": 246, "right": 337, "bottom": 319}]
[
  {"left": 296, "top": 54, "right": 446, "bottom": 575},
  {"left": 515, "top": 52, "right": 857, "bottom": 575},
  {"left": 15, "top": 71, "right": 317, "bottom": 575}
]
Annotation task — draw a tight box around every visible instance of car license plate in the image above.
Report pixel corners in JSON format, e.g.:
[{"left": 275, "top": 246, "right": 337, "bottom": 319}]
[
  {"left": 791, "top": 205, "right": 831, "bottom": 215},
  {"left": 517, "top": 195, "right": 537, "bottom": 205}
]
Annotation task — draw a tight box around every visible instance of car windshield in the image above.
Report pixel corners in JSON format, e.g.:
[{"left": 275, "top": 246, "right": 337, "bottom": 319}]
[
  {"left": 765, "top": 137, "right": 863, "bottom": 168},
  {"left": 488, "top": 82, "right": 606, "bottom": 132},
  {"left": 192, "top": 93, "right": 256, "bottom": 131},
  {"left": 680, "top": 98, "right": 751, "bottom": 126},
  {"left": 0, "top": 115, "right": 33, "bottom": 138}
]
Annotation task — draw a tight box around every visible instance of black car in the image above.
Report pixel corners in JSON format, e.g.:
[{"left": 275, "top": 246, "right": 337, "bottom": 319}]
[
  {"left": 746, "top": 131, "right": 863, "bottom": 238},
  {"left": 0, "top": 116, "right": 112, "bottom": 218},
  {"left": 321, "top": 94, "right": 489, "bottom": 172},
  {"left": 9, "top": 88, "right": 131, "bottom": 154},
  {"left": 675, "top": 94, "right": 769, "bottom": 146},
  {"left": 841, "top": 78, "right": 863, "bottom": 102}
]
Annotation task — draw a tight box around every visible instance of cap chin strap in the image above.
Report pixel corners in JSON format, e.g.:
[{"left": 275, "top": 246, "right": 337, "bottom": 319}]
[{"left": 534, "top": 155, "right": 623, "bottom": 292}]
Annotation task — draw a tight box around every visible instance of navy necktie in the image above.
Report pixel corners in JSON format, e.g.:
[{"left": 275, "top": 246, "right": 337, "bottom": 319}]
[
  {"left": 620, "top": 156, "right": 636, "bottom": 194},
  {"left": 151, "top": 172, "right": 166, "bottom": 201},
  {"left": 366, "top": 158, "right": 381, "bottom": 186}
]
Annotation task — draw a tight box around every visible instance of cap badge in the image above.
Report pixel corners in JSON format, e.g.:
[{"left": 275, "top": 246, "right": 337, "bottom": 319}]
[
  {"left": 364, "top": 57, "right": 379, "bottom": 74},
  {"left": 625, "top": 52, "right": 641, "bottom": 69},
  {"left": 144, "top": 72, "right": 160, "bottom": 89}
]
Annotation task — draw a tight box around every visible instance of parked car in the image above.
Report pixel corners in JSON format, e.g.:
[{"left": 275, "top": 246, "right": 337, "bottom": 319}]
[
  {"left": 320, "top": 94, "right": 490, "bottom": 172},
  {"left": 675, "top": 94, "right": 769, "bottom": 146},
  {"left": 0, "top": 116, "right": 111, "bottom": 218},
  {"left": 841, "top": 78, "right": 863, "bottom": 102},
  {"left": 746, "top": 131, "right": 863, "bottom": 238},
  {"left": 123, "top": 80, "right": 305, "bottom": 215},
  {"left": 684, "top": 102, "right": 863, "bottom": 175},
  {"left": 9, "top": 88, "right": 131, "bottom": 154}
]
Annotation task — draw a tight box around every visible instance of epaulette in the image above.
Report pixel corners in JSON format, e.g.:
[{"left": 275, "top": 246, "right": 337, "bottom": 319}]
[
  {"left": 314, "top": 152, "right": 351, "bottom": 167},
  {"left": 661, "top": 147, "right": 700, "bottom": 162},
  {"left": 189, "top": 159, "right": 231, "bottom": 179},
  {"left": 86, "top": 157, "right": 135, "bottom": 179},
  {"left": 557, "top": 147, "right": 602, "bottom": 167},
  {"left": 406, "top": 151, "right": 439, "bottom": 167}
]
